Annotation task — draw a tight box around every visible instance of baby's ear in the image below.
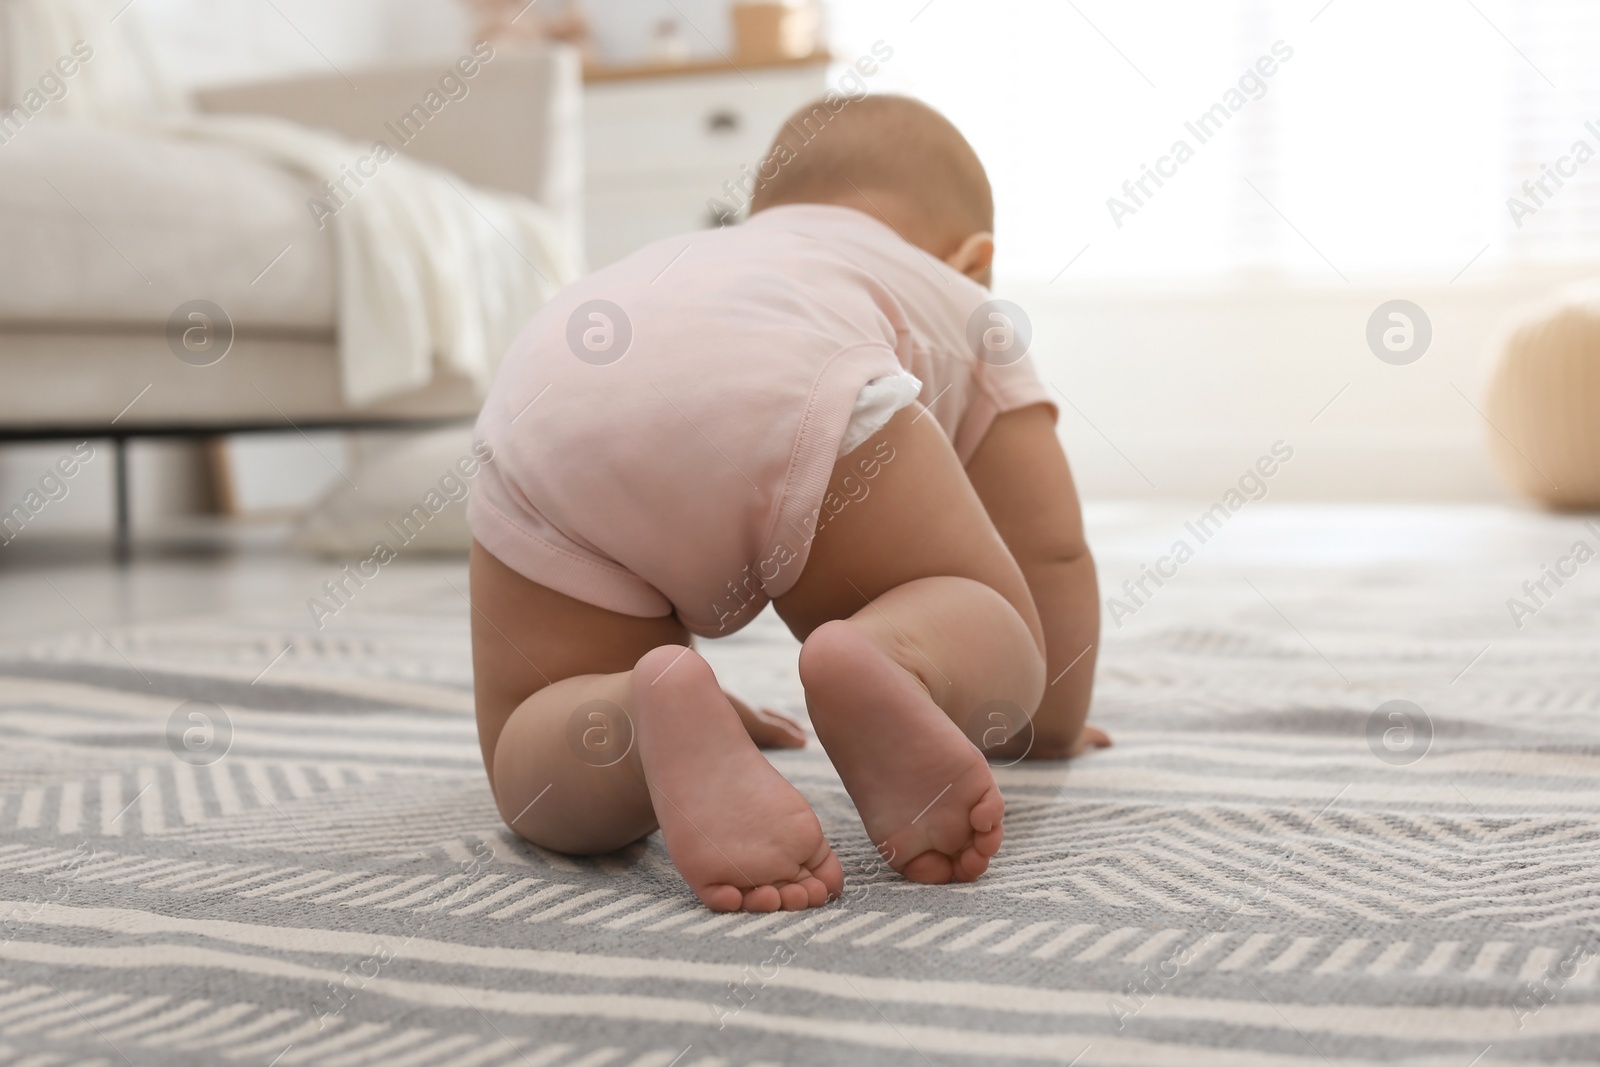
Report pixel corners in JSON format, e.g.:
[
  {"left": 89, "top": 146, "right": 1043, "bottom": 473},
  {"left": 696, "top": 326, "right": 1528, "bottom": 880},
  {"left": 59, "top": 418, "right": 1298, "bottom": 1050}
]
[{"left": 943, "top": 231, "right": 995, "bottom": 285}]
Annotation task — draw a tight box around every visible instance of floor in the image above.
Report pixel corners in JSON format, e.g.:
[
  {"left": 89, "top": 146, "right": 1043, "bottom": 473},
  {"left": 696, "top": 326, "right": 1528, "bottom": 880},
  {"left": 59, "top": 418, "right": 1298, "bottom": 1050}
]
[
  {"left": 3, "top": 501, "right": 1593, "bottom": 649},
  {"left": 2, "top": 502, "right": 1598, "bottom": 1066}
]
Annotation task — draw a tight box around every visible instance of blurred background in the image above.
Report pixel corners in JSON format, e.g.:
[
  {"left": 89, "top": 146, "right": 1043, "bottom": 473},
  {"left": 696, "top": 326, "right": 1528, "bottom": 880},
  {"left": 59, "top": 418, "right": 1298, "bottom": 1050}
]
[{"left": 1, "top": 0, "right": 1597, "bottom": 560}]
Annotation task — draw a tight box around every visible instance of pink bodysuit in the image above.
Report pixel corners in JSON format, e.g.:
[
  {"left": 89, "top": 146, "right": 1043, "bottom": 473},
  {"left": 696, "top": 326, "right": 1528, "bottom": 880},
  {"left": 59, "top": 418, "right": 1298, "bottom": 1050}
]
[{"left": 469, "top": 204, "right": 1054, "bottom": 636}]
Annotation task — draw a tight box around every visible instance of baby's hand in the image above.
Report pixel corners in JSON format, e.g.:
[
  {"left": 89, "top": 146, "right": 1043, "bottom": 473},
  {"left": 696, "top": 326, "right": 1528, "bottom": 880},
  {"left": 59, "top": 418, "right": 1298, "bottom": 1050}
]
[
  {"left": 1025, "top": 722, "right": 1112, "bottom": 761},
  {"left": 726, "top": 692, "right": 808, "bottom": 750}
]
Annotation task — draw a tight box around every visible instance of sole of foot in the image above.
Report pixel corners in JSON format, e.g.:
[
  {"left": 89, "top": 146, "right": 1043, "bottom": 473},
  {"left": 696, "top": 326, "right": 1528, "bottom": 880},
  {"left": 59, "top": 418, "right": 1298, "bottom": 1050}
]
[
  {"left": 799, "top": 620, "right": 1004, "bottom": 883},
  {"left": 632, "top": 644, "right": 845, "bottom": 912}
]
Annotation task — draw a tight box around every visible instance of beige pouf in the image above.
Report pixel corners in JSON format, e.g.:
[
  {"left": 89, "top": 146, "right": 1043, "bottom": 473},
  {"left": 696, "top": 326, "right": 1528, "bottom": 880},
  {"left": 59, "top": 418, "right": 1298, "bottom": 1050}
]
[{"left": 1486, "top": 283, "right": 1600, "bottom": 509}]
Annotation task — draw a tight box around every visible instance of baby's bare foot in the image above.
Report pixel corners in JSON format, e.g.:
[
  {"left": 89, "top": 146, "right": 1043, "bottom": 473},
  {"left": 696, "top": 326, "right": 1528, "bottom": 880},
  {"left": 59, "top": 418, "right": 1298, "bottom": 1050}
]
[
  {"left": 632, "top": 645, "right": 844, "bottom": 912},
  {"left": 799, "top": 620, "right": 1004, "bottom": 883}
]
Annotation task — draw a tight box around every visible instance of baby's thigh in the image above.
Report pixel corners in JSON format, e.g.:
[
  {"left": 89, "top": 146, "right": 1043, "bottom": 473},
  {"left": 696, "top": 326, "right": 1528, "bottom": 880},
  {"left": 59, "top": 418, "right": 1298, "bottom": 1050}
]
[
  {"left": 469, "top": 540, "right": 687, "bottom": 772},
  {"left": 773, "top": 406, "right": 1039, "bottom": 643}
]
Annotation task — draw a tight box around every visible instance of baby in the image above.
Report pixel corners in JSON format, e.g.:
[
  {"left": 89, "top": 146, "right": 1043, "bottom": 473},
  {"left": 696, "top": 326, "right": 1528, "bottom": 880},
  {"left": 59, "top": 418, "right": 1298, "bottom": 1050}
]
[{"left": 467, "top": 95, "right": 1107, "bottom": 913}]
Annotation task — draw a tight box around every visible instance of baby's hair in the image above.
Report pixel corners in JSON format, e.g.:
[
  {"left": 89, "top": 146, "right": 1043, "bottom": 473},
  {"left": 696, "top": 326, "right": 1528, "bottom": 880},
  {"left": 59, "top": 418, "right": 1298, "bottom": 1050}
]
[{"left": 749, "top": 94, "right": 993, "bottom": 251}]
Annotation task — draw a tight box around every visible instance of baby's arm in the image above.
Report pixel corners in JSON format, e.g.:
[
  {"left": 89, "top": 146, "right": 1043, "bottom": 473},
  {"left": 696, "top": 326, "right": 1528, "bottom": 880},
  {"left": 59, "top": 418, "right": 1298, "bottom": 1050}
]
[{"left": 965, "top": 404, "right": 1109, "bottom": 759}]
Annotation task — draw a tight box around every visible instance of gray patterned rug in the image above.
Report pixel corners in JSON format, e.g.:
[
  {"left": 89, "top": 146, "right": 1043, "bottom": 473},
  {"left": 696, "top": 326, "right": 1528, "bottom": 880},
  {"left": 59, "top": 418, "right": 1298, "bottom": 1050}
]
[{"left": 2, "top": 505, "right": 1599, "bottom": 1066}]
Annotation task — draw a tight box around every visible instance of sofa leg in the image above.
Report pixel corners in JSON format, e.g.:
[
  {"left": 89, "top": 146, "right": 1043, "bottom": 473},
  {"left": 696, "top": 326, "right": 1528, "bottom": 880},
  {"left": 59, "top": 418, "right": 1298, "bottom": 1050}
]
[{"left": 113, "top": 436, "right": 130, "bottom": 564}]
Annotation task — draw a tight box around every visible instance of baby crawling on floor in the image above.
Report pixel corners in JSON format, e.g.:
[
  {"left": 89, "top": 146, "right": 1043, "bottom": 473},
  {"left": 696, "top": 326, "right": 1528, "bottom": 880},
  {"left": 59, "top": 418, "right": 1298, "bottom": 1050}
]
[{"left": 467, "top": 95, "right": 1107, "bottom": 913}]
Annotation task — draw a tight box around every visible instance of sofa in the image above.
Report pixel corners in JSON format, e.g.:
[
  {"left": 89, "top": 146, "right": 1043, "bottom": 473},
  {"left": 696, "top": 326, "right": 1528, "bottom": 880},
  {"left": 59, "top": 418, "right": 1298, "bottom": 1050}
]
[{"left": 0, "top": 43, "right": 581, "bottom": 555}]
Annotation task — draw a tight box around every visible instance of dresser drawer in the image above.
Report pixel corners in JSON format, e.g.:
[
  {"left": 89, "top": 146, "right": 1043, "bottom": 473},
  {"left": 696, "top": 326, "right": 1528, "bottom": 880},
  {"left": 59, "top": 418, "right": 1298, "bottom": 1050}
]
[{"left": 583, "top": 65, "right": 829, "bottom": 179}]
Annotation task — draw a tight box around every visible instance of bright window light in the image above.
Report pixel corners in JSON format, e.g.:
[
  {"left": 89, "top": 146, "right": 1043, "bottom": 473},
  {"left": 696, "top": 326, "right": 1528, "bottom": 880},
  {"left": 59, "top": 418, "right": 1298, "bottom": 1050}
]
[{"left": 828, "top": 0, "right": 1600, "bottom": 284}]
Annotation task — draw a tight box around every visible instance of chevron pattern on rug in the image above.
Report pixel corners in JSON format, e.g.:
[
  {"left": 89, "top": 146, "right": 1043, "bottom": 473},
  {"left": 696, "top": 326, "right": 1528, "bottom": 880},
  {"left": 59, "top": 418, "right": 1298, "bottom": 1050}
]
[{"left": 3, "top": 509, "right": 1598, "bottom": 1065}]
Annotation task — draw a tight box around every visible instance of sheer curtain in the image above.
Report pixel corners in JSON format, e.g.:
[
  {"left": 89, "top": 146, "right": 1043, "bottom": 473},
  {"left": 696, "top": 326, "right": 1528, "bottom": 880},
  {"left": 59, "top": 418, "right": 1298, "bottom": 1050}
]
[
  {"left": 827, "top": 0, "right": 1600, "bottom": 284},
  {"left": 1503, "top": 1, "right": 1600, "bottom": 265}
]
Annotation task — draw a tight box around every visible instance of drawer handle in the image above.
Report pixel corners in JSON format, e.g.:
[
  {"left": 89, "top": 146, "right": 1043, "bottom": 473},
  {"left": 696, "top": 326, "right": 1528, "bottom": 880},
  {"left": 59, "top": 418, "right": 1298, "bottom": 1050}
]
[{"left": 706, "top": 109, "right": 741, "bottom": 134}]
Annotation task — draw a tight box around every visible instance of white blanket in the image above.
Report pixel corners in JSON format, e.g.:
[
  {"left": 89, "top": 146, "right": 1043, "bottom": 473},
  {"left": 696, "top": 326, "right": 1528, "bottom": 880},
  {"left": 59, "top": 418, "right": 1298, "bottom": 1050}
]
[{"left": 4, "top": 0, "right": 578, "bottom": 406}]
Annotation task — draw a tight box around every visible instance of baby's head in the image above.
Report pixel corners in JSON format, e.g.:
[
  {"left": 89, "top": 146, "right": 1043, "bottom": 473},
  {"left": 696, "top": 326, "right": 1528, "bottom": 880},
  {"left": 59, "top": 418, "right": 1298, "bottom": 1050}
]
[{"left": 749, "top": 95, "right": 995, "bottom": 287}]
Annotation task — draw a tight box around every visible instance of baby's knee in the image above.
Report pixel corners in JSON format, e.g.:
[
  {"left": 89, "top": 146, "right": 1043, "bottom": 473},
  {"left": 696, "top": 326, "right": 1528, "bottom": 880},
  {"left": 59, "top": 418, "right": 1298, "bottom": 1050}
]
[
  {"left": 495, "top": 788, "right": 645, "bottom": 857},
  {"left": 797, "top": 582, "right": 1044, "bottom": 714},
  {"left": 871, "top": 576, "right": 1045, "bottom": 692},
  {"left": 487, "top": 677, "right": 655, "bottom": 856},
  {"left": 797, "top": 618, "right": 874, "bottom": 690}
]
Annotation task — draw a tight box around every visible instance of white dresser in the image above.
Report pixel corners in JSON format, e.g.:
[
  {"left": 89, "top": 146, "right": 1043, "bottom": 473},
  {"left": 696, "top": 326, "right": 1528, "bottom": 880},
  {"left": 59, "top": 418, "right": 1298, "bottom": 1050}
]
[{"left": 581, "top": 56, "right": 833, "bottom": 268}]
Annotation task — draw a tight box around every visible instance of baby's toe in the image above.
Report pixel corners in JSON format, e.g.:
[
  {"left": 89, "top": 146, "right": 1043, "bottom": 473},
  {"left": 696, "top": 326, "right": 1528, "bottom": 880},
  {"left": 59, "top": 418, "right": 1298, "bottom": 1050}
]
[
  {"left": 701, "top": 884, "right": 745, "bottom": 912},
  {"left": 742, "top": 885, "right": 782, "bottom": 912},
  {"left": 953, "top": 846, "right": 991, "bottom": 883},
  {"left": 901, "top": 850, "right": 955, "bottom": 884},
  {"left": 973, "top": 823, "right": 1004, "bottom": 858},
  {"left": 777, "top": 882, "right": 811, "bottom": 910},
  {"left": 969, "top": 787, "right": 1005, "bottom": 835},
  {"left": 808, "top": 844, "right": 846, "bottom": 900}
]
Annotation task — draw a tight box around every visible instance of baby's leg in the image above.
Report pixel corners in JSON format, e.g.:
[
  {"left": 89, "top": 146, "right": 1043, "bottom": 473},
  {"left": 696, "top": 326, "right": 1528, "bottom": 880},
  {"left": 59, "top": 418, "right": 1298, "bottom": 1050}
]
[
  {"left": 470, "top": 544, "right": 842, "bottom": 911},
  {"left": 775, "top": 407, "right": 1047, "bottom": 883}
]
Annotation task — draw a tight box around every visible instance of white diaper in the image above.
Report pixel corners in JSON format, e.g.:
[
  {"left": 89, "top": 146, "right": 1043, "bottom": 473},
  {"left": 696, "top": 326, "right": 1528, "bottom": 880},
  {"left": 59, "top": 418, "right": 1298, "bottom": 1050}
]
[{"left": 836, "top": 371, "right": 924, "bottom": 457}]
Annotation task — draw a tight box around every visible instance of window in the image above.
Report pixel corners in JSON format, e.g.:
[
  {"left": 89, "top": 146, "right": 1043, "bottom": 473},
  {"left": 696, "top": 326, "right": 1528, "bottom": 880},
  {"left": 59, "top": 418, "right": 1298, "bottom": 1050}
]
[{"left": 828, "top": 0, "right": 1600, "bottom": 283}]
